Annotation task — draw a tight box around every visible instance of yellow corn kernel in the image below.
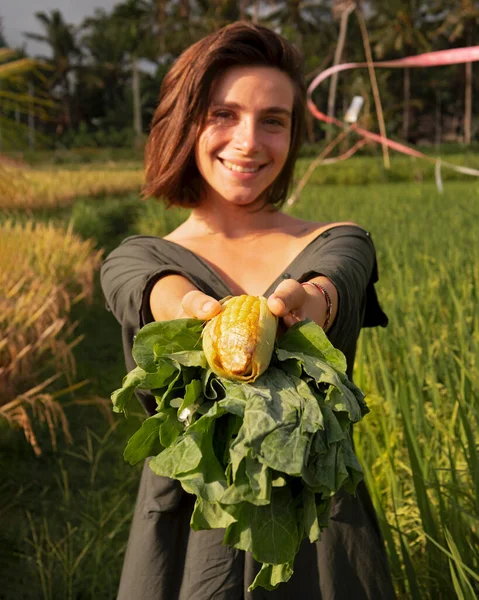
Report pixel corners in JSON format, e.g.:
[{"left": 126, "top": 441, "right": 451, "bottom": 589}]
[{"left": 203, "top": 295, "right": 277, "bottom": 383}]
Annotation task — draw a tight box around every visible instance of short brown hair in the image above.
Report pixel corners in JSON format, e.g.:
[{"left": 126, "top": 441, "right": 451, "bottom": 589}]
[{"left": 143, "top": 22, "right": 306, "bottom": 208}]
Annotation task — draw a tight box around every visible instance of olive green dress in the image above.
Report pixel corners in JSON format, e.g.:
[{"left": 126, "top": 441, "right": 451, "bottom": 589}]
[{"left": 100, "top": 225, "right": 396, "bottom": 600}]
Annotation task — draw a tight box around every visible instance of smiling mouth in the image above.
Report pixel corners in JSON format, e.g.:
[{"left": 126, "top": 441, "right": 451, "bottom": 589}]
[{"left": 219, "top": 158, "right": 267, "bottom": 173}]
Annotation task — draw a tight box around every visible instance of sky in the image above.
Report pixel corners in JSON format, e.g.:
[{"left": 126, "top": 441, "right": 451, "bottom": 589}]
[{"left": 2, "top": 0, "right": 120, "bottom": 56}]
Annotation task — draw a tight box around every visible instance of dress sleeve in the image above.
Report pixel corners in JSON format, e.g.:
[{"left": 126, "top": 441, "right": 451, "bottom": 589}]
[
  {"left": 100, "top": 235, "right": 215, "bottom": 330},
  {"left": 299, "top": 227, "right": 388, "bottom": 351}
]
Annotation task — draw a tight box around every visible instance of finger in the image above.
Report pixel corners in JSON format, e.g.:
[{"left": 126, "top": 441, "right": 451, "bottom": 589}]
[
  {"left": 267, "top": 279, "right": 305, "bottom": 317},
  {"left": 181, "top": 290, "right": 222, "bottom": 320},
  {"left": 281, "top": 312, "right": 303, "bottom": 329}
]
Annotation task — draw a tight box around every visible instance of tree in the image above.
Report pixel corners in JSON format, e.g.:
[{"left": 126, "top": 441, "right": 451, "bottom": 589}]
[
  {"left": 431, "top": 0, "right": 479, "bottom": 144},
  {"left": 110, "top": 0, "right": 157, "bottom": 148},
  {"left": 0, "top": 17, "right": 7, "bottom": 48},
  {"left": 261, "top": 0, "right": 331, "bottom": 52},
  {"left": 0, "top": 48, "right": 55, "bottom": 152},
  {"left": 24, "top": 10, "right": 80, "bottom": 130},
  {"left": 79, "top": 9, "right": 131, "bottom": 130},
  {"left": 369, "top": 1, "right": 430, "bottom": 142}
]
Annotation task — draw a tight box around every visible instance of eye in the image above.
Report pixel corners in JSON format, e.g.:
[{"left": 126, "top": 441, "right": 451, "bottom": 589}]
[
  {"left": 211, "top": 110, "right": 235, "bottom": 124},
  {"left": 263, "top": 117, "right": 285, "bottom": 128}
]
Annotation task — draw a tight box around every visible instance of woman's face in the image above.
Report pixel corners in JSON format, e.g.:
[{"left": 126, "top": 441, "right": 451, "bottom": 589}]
[{"left": 195, "top": 66, "right": 294, "bottom": 208}]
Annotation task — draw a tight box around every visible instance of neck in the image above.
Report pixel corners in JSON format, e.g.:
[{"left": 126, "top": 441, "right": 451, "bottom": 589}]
[{"left": 188, "top": 199, "right": 290, "bottom": 239}]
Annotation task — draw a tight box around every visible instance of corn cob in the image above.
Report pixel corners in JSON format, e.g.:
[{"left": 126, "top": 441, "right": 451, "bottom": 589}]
[{"left": 202, "top": 295, "right": 278, "bottom": 383}]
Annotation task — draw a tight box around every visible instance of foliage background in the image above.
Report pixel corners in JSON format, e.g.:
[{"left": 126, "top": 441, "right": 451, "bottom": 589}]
[{"left": 1, "top": 0, "right": 479, "bottom": 153}]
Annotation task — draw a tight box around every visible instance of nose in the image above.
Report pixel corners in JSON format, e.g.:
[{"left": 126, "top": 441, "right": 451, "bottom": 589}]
[{"left": 233, "top": 117, "right": 259, "bottom": 154}]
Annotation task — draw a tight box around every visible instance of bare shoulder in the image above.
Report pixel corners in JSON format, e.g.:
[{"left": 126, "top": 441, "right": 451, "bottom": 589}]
[
  {"left": 301, "top": 220, "right": 364, "bottom": 238},
  {"left": 163, "top": 227, "right": 183, "bottom": 242},
  {"left": 163, "top": 220, "right": 196, "bottom": 242},
  {"left": 320, "top": 220, "right": 364, "bottom": 233}
]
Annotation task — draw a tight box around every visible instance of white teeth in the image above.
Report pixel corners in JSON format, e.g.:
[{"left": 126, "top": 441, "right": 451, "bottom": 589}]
[{"left": 221, "top": 159, "right": 260, "bottom": 173}]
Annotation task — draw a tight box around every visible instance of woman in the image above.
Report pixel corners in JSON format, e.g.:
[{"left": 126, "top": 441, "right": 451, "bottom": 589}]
[{"left": 101, "top": 21, "right": 395, "bottom": 600}]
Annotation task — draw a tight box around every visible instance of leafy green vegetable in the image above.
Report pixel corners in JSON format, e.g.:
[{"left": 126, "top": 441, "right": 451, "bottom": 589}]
[
  {"left": 132, "top": 318, "right": 203, "bottom": 372},
  {"left": 123, "top": 412, "right": 164, "bottom": 464},
  {"left": 111, "top": 318, "right": 369, "bottom": 591}
]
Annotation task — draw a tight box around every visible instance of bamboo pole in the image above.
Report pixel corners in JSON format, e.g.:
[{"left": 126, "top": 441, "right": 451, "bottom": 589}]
[
  {"left": 402, "top": 68, "right": 410, "bottom": 142},
  {"left": 287, "top": 129, "right": 351, "bottom": 208},
  {"left": 326, "top": 5, "right": 354, "bottom": 143},
  {"left": 464, "top": 61, "right": 472, "bottom": 145},
  {"left": 355, "top": 8, "right": 390, "bottom": 169}
]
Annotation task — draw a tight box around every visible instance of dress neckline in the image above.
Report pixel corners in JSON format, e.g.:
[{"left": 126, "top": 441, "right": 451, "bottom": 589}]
[{"left": 159, "top": 224, "right": 366, "bottom": 298}]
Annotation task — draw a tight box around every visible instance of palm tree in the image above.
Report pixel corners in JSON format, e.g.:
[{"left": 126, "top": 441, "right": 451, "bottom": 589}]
[
  {"left": 431, "top": 0, "right": 479, "bottom": 145},
  {"left": 0, "top": 49, "right": 54, "bottom": 152},
  {"left": 79, "top": 9, "right": 131, "bottom": 128},
  {"left": 24, "top": 10, "right": 80, "bottom": 130},
  {"left": 273, "top": 0, "right": 331, "bottom": 51},
  {"left": 111, "top": 0, "right": 156, "bottom": 148},
  {"left": 369, "top": 0, "right": 430, "bottom": 142}
]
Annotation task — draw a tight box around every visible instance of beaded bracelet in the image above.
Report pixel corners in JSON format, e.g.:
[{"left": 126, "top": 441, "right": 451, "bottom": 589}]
[{"left": 301, "top": 281, "right": 332, "bottom": 331}]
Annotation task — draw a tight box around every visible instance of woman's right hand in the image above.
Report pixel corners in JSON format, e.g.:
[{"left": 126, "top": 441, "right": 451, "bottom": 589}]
[
  {"left": 149, "top": 274, "right": 222, "bottom": 321},
  {"left": 180, "top": 289, "right": 222, "bottom": 320}
]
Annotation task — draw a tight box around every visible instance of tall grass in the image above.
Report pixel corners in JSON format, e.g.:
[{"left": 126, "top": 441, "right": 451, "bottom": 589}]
[
  {"left": 289, "top": 180, "right": 479, "bottom": 598},
  {"left": 0, "top": 220, "right": 103, "bottom": 453},
  {"left": 1, "top": 418, "right": 143, "bottom": 600},
  {"left": 293, "top": 153, "right": 479, "bottom": 187},
  {"left": 1, "top": 164, "right": 143, "bottom": 210}
]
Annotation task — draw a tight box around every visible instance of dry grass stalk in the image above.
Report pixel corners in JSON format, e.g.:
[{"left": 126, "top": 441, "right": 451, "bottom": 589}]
[{"left": 0, "top": 219, "right": 103, "bottom": 452}]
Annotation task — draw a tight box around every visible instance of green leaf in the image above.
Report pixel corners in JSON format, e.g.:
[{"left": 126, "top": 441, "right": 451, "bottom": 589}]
[
  {"left": 221, "top": 456, "right": 271, "bottom": 506},
  {"left": 132, "top": 318, "right": 203, "bottom": 372},
  {"left": 111, "top": 361, "right": 178, "bottom": 415},
  {"left": 321, "top": 405, "right": 346, "bottom": 445},
  {"left": 276, "top": 348, "right": 365, "bottom": 422},
  {"left": 302, "top": 488, "right": 321, "bottom": 543},
  {"left": 203, "top": 369, "right": 225, "bottom": 400},
  {"left": 164, "top": 350, "right": 206, "bottom": 368},
  {"left": 218, "top": 379, "right": 248, "bottom": 417},
  {"left": 293, "top": 376, "right": 324, "bottom": 434},
  {"left": 177, "top": 379, "right": 203, "bottom": 420},
  {"left": 143, "top": 361, "right": 178, "bottom": 390},
  {"left": 302, "top": 443, "right": 340, "bottom": 494},
  {"left": 123, "top": 413, "right": 165, "bottom": 465},
  {"left": 248, "top": 561, "right": 294, "bottom": 591},
  {"left": 178, "top": 404, "right": 228, "bottom": 501},
  {"left": 150, "top": 435, "right": 202, "bottom": 478},
  {"left": 158, "top": 408, "right": 184, "bottom": 447},
  {"left": 277, "top": 319, "right": 347, "bottom": 374},
  {"left": 111, "top": 366, "right": 146, "bottom": 415},
  {"left": 227, "top": 369, "right": 297, "bottom": 480},
  {"left": 261, "top": 424, "right": 308, "bottom": 476},
  {"left": 271, "top": 473, "right": 288, "bottom": 487},
  {"left": 151, "top": 403, "right": 228, "bottom": 502},
  {"left": 245, "top": 455, "right": 271, "bottom": 504},
  {"left": 224, "top": 486, "right": 299, "bottom": 565},
  {"left": 190, "top": 498, "right": 236, "bottom": 531},
  {"left": 338, "top": 435, "right": 364, "bottom": 494}
]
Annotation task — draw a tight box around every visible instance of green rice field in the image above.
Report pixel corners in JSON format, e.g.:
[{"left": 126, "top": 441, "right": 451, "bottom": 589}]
[{"left": 1, "top": 155, "right": 478, "bottom": 599}]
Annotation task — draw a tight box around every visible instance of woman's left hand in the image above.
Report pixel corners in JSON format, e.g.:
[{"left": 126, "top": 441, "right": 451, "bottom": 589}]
[{"left": 267, "top": 277, "right": 337, "bottom": 331}]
